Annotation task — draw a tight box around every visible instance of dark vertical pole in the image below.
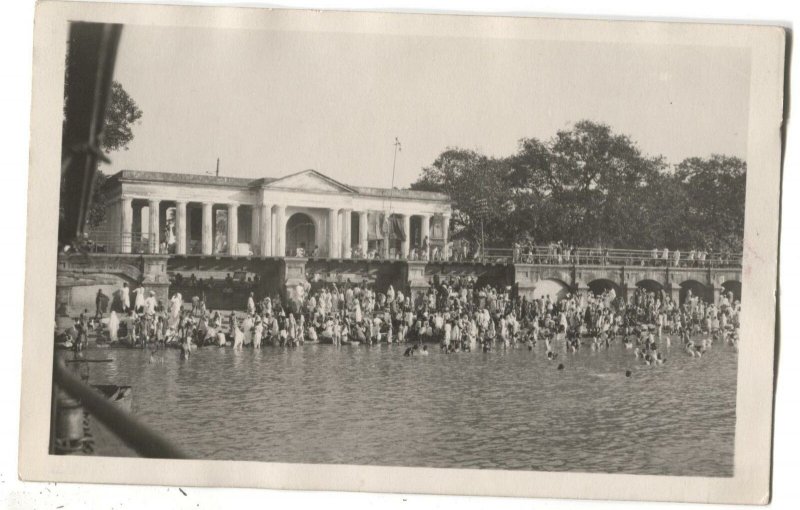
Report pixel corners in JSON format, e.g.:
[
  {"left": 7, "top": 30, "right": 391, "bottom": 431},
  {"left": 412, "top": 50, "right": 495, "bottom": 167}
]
[
  {"left": 60, "top": 23, "right": 123, "bottom": 246},
  {"left": 481, "top": 215, "right": 485, "bottom": 263}
]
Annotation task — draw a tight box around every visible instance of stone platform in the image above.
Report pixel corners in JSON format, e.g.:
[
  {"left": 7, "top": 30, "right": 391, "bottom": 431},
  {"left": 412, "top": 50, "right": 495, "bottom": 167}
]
[{"left": 55, "top": 252, "right": 743, "bottom": 317}]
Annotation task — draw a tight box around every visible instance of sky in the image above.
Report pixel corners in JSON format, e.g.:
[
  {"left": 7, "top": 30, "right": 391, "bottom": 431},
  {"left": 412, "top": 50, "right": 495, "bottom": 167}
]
[{"left": 100, "top": 24, "right": 751, "bottom": 188}]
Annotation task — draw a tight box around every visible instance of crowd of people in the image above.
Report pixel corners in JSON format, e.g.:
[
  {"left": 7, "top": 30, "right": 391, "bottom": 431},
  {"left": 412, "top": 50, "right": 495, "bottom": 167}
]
[
  {"left": 290, "top": 238, "right": 473, "bottom": 263},
  {"left": 512, "top": 240, "right": 740, "bottom": 268},
  {"left": 58, "top": 272, "right": 741, "bottom": 372}
]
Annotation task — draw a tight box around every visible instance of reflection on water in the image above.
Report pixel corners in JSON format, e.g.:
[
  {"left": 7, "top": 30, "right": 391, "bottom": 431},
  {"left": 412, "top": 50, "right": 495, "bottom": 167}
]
[{"left": 78, "top": 340, "right": 737, "bottom": 476}]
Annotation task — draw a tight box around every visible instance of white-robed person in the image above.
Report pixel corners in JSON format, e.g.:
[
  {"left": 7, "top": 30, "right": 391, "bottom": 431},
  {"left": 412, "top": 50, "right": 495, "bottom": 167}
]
[
  {"left": 354, "top": 300, "right": 363, "bottom": 323},
  {"left": 247, "top": 292, "right": 256, "bottom": 315},
  {"left": 121, "top": 282, "right": 131, "bottom": 312},
  {"left": 253, "top": 317, "right": 263, "bottom": 348},
  {"left": 499, "top": 316, "right": 509, "bottom": 347},
  {"left": 451, "top": 321, "right": 461, "bottom": 349},
  {"left": 133, "top": 285, "right": 146, "bottom": 313},
  {"left": 467, "top": 319, "right": 478, "bottom": 351},
  {"left": 108, "top": 310, "right": 120, "bottom": 343},
  {"left": 242, "top": 315, "right": 254, "bottom": 346},
  {"left": 307, "top": 322, "right": 318, "bottom": 343},
  {"left": 233, "top": 321, "right": 244, "bottom": 349},
  {"left": 144, "top": 291, "right": 157, "bottom": 316},
  {"left": 168, "top": 293, "right": 182, "bottom": 329}
]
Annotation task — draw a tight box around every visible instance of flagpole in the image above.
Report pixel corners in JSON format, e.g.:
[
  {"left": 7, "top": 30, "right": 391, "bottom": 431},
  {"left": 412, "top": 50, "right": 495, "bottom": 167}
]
[
  {"left": 385, "top": 137, "right": 401, "bottom": 259},
  {"left": 390, "top": 137, "right": 401, "bottom": 210}
]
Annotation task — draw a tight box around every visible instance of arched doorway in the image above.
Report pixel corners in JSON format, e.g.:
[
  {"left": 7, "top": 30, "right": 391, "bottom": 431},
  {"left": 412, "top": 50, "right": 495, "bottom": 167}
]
[
  {"left": 636, "top": 279, "right": 663, "bottom": 294},
  {"left": 533, "top": 279, "right": 571, "bottom": 301},
  {"left": 721, "top": 280, "right": 742, "bottom": 302},
  {"left": 286, "top": 213, "right": 315, "bottom": 256},
  {"left": 588, "top": 279, "right": 621, "bottom": 297},
  {"left": 680, "top": 280, "right": 710, "bottom": 304}
]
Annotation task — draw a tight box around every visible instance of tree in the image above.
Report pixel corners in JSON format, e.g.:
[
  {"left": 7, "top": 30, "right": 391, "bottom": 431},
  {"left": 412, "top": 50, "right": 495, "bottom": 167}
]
[
  {"left": 411, "top": 121, "right": 746, "bottom": 254},
  {"left": 673, "top": 155, "right": 747, "bottom": 252},
  {"left": 506, "top": 120, "right": 665, "bottom": 247},
  {"left": 102, "top": 81, "right": 144, "bottom": 153},
  {"left": 411, "top": 148, "right": 513, "bottom": 246}
]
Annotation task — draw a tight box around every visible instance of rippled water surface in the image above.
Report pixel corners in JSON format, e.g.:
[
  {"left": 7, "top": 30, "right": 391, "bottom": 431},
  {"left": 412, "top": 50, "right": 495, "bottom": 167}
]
[{"left": 78, "top": 339, "right": 737, "bottom": 476}]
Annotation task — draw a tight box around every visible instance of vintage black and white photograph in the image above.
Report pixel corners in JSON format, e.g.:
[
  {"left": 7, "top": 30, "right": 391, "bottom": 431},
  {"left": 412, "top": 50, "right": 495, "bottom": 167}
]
[{"left": 19, "top": 2, "right": 784, "bottom": 504}]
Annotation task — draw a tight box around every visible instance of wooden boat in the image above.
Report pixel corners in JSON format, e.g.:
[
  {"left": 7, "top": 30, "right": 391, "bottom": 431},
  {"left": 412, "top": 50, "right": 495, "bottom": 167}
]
[{"left": 92, "top": 384, "right": 133, "bottom": 413}]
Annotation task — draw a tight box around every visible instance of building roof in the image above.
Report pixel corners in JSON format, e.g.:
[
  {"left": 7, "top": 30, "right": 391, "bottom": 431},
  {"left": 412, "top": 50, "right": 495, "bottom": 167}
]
[
  {"left": 109, "top": 170, "right": 260, "bottom": 188},
  {"left": 108, "top": 169, "right": 450, "bottom": 201}
]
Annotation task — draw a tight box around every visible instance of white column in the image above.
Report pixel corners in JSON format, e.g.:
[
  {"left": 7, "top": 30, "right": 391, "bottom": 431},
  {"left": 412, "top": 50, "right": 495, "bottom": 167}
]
[
  {"left": 341, "top": 209, "right": 352, "bottom": 258},
  {"left": 442, "top": 213, "right": 451, "bottom": 260},
  {"left": 148, "top": 199, "right": 160, "bottom": 254},
  {"left": 400, "top": 214, "right": 411, "bottom": 259},
  {"left": 338, "top": 209, "right": 346, "bottom": 258},
  {"left": 358, "top": 211, "right": 368, "bottom": 257},
  {"left": 328, "top": 208, "right": 338, "bottom": 258},
  {"left": 259, "top": 202, "right": 271, "bottom": 256},
  {"left": 250, "top": 205, "right": 260, "bottom": 255},
  {"left": 420, "top": 214, "right": 431, "bottom": 260},
  {"left": 120, "top": 197, "right": 133, "bottom": 253},
  {"left": 201, "top": 202, "right": 213, "bottom": 255},
  {"left": 175, "top": 201, "right": 187, "bottom": 255},
  {"left": 274, "top": 204, "right": 286, "bottom": 257},
  {"left": 227, "top": 204, "right": 239, "bottom": 255}
]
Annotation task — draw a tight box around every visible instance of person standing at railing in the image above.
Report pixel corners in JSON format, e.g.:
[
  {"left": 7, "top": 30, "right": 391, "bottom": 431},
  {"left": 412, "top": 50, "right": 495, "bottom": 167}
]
[
  {"left": 673, "top": 249, "right": 681, "bottom": 267},
  {"left": 661, "top": 247, "right": 670, "bottom": 267},
  {"left": 651, "top": 248, "right": 659, "bottom": 266}
]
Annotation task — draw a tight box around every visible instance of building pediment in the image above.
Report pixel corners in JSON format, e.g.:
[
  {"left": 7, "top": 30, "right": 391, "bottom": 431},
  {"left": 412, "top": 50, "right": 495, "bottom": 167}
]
[{"left": 264, "top": 169, "right": 356, "bottom": 194}]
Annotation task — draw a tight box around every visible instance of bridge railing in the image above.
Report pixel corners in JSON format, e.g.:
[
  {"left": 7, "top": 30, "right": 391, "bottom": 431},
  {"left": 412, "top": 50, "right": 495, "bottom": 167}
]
[
  {"left": 505, "top": 245, "right": 742, "bottom": 268},
  {"left": 75, "top": 231, "right": 742, "bottom": 268}
]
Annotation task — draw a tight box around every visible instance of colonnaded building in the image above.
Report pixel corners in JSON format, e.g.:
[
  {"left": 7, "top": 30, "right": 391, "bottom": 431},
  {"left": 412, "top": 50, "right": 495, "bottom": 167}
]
[
  {"left": 54, "top": 168, "right": 742, "bottom": 316},
  {"left": 94, "top": 169, "right": 453, "bottom": 259}
]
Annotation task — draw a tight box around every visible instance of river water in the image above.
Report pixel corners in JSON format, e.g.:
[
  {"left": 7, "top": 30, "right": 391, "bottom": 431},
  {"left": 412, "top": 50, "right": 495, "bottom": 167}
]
[{"left": 78, "top": 339, "right": 737, "bottom": 477}]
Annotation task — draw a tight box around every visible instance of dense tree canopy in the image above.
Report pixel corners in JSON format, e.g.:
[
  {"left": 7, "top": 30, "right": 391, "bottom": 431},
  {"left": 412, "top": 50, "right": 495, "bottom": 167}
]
[
  {"left": 102, "top": 81, "right": 144, "bottom": 153},
  {"left": 411, "top": 121, "right": 746, "bottom": 253}
]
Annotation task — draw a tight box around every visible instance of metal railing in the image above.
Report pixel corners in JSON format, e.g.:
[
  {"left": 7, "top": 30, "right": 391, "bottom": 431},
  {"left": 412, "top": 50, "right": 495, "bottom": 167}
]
[
  {"left": 77, "top": 230, "right": 234, "bottom": 255},
  {"left": 52, "top": 358, "right": 188, "bottom": 458},
  {"left": 75, "top": 231, "right": 741, "bottom": 267},
  {"left": 501, "top": 245, "right": 742, "bottom": 268}
]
